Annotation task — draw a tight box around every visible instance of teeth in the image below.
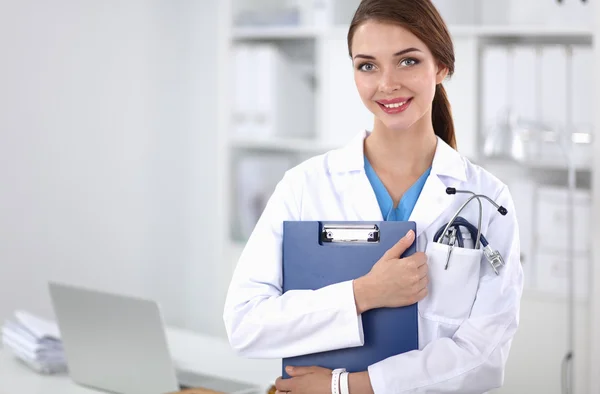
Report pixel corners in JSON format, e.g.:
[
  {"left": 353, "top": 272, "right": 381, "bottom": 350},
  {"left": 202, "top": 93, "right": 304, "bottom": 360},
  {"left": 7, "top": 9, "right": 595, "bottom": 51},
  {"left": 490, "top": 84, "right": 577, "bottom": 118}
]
[{"left": 384, "top": 101, "right": 406, "bottom": 109}]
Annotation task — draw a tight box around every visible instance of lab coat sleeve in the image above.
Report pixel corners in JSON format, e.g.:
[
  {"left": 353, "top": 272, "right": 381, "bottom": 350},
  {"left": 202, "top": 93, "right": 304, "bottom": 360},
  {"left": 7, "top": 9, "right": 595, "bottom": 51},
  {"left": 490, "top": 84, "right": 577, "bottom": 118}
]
[
  {"left": 367, "top": 185, "right": 524, "bottom": 393},
  {"left": 223, "top": 171, "right": 364, "bottom": 358}
]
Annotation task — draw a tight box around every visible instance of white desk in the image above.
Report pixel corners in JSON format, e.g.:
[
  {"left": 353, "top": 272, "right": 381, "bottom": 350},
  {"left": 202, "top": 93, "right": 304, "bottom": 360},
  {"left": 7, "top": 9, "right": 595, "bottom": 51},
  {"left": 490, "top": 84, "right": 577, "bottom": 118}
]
[{"left": 0, "top": 327, "right": 281, "bottom": 394}]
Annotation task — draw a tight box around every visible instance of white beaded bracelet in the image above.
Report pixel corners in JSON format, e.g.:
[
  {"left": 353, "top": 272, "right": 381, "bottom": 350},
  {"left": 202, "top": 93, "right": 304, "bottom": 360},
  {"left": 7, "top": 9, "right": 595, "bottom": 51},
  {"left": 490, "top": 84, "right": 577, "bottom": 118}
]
[
  {"left": 331, "top": 368, "right": 346, "bottom": 394},
  {"left": 340, "top": 371, "right": 350, "bottom": 394}
]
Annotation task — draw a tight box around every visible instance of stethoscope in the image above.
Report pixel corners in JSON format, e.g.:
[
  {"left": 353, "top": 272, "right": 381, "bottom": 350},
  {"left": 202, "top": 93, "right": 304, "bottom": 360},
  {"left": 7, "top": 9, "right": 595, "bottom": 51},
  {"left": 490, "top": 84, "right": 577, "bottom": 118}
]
[{"left": 433, "top": 187, "right": 508, "bottom": 275}]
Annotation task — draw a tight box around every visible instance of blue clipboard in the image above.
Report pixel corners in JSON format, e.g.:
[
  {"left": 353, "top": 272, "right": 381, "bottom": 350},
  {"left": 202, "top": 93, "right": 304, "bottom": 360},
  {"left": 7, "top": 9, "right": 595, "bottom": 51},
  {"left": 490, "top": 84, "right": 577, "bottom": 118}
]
[{"left": 281, "top": 221, "right": 419, "bottom": 377}]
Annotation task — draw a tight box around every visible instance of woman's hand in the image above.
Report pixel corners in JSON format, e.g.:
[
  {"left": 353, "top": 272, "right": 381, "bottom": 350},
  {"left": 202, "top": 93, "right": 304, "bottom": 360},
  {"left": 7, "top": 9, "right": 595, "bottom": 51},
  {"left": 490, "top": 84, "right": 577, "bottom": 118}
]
[
  {"left": 353, "top": 230, "right": 429, "bottom": 313},
  {"left": 274, "top": 366, "right": 332, "bottom": 394}
]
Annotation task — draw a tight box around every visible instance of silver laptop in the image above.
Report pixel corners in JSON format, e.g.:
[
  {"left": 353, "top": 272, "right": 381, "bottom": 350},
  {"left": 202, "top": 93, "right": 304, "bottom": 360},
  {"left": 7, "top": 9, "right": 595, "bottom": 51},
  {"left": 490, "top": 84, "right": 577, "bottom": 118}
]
[{"left": 48, "top": 282, "right": 259, "bottom": 394}]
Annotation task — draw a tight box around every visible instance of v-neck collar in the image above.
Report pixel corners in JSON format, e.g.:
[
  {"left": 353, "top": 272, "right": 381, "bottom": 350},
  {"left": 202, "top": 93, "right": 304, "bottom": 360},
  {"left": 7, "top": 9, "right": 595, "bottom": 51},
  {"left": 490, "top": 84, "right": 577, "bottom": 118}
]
[{"left": 364, "top": 157, "right": 431, "bottom": 221}]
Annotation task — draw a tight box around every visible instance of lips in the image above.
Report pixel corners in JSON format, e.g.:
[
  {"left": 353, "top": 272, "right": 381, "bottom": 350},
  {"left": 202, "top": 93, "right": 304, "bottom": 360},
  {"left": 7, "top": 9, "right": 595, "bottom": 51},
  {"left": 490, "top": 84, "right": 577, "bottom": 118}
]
[{"left": 376, "top": 97, "right": 413, "bottom": 114}]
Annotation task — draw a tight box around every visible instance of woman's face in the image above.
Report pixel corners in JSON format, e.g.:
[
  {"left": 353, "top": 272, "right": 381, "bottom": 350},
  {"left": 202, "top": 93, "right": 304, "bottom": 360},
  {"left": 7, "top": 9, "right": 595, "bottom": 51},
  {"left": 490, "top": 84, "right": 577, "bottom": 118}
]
[{"left": 351, "top": 21, "right": 448, "bottom": 132}]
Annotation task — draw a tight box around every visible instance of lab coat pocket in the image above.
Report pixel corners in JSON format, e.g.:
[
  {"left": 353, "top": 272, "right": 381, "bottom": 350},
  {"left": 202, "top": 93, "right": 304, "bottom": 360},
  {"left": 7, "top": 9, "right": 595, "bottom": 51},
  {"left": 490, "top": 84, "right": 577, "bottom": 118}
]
[{"left": 419, "top": 241, "right": 482, "bottom": 324}]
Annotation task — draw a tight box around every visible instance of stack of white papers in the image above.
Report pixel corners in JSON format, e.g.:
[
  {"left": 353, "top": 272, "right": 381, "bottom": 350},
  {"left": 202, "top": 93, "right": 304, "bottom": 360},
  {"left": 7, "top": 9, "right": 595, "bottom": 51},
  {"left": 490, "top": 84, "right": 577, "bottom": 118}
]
[{"left": 1, "top": 310, "right": 67, "bottom": 374}]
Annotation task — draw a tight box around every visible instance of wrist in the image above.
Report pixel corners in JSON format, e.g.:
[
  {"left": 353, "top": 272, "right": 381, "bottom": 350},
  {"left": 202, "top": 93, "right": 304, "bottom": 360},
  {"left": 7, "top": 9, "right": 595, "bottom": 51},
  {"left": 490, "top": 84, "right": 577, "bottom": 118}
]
[
  {"left": 353, "top": 276, "right": 376, "bottom": 314},
  {"left": 331, "top": 368, "right": 346, "bottom": 394},
  {"left": 349, "top": 371, "right": 374, "bottom": 394}
]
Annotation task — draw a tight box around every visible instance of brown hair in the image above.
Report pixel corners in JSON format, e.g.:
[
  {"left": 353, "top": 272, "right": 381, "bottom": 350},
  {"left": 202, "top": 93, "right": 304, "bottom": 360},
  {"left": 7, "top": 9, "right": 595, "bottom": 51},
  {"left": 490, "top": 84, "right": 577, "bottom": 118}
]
[{"left": 347, "top": 0, "right": 457, "bottom": 149}]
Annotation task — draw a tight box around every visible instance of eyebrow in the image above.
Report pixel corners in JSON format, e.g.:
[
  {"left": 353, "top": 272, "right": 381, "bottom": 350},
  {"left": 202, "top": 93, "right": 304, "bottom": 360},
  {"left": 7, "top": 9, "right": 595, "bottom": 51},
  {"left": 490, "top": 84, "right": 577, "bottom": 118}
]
[{"left": 353, "top": 47, "right": 422, "bottom": 60}]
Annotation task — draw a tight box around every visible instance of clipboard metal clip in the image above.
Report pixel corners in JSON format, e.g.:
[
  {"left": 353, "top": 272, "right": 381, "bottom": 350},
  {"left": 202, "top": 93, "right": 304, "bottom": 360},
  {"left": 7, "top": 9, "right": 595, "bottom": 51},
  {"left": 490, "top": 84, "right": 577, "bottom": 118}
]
[{"left": 321, "top": 224, "right": 380, "bottom": 243}]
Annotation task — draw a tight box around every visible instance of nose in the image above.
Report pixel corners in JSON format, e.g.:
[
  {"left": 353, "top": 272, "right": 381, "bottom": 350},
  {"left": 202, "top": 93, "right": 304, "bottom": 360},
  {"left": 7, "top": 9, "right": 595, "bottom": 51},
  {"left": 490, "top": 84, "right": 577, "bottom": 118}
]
[{"left": 379, "top": 69, "right": 401, "bottom": 94}]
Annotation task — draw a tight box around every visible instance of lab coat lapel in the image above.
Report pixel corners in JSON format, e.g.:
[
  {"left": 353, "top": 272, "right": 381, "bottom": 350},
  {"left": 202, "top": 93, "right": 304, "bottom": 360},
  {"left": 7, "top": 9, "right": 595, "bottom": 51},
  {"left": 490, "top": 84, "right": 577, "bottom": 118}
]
[
  {"left": 409, "top": 137, "right": 467, "bottom": 238},
  {"left": 327, "top": 131, "right": 383, "bottom": 221},
  {"left": 408, "top": 173, "right": 452, "bottom": 239},
  {"left": 347, "top": 172, "right": 384, "bottom": 221}
]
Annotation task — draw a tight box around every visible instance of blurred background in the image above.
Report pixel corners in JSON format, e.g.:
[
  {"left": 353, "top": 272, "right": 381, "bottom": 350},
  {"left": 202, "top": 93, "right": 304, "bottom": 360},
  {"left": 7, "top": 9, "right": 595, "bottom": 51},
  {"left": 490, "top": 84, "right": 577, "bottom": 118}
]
[{"left": 0, "top": 0, "right": 599, "bottom": 393}]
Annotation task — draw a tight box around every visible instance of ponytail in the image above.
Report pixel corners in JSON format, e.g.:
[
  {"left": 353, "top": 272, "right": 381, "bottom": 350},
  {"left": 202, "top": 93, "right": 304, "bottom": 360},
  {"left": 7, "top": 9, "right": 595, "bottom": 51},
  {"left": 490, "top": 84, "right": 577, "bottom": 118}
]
[{"left": 432, "top": 84, "right": 456, "bottom": 150}]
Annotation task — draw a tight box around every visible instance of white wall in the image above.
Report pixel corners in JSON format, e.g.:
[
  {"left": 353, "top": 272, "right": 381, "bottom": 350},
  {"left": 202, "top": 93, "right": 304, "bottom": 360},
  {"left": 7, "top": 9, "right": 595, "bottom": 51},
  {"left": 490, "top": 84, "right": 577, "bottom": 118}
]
[{"left": 0, "top": 0, "right": 225, "bottom": 337}]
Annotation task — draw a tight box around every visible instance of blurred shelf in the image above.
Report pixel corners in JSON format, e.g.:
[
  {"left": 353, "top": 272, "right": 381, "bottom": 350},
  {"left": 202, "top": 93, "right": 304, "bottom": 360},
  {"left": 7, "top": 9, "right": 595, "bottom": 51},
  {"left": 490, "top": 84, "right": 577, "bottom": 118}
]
[
  {"left": 230, "top": 136, "right": 341, "bottom": 154},
  {"left": 450, "top": 24, "right": 593, "bottom": 44},
  {"left": 233, "top": 24, "right": 593, "bottom": 44},
  {"left": 483, "top": 158, "right": 592, "bottom": 172},
  {"left": 232, "top": 26, "right": 322, "bottom": 40},
  {"left": 451, "top": 24, "right": 592, "bottom": 37}
]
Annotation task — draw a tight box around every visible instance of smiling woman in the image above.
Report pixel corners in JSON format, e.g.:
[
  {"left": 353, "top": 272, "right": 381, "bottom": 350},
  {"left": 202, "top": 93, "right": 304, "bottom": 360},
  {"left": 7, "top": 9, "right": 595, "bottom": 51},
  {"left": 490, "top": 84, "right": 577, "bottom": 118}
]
[
  {"left": 347, "top": 0, "right": 456, "bottom": 151},
  {"left": 224, "top": 1, "right": 523, "bottom": 393}
]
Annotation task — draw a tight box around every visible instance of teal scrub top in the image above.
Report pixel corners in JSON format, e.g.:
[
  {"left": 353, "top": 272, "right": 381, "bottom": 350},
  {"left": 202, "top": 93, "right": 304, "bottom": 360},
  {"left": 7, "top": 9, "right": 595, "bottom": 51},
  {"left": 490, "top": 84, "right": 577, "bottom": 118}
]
[{"left": 364, "top": 157, "right": 431, "bottom": 221}]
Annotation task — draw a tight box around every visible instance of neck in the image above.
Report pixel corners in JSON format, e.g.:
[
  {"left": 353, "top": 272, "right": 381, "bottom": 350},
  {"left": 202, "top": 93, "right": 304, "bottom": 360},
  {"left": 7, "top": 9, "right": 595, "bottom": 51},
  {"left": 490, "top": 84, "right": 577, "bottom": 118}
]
[{"left": 364, "top": 113, "right": 438, "bottom": 176}]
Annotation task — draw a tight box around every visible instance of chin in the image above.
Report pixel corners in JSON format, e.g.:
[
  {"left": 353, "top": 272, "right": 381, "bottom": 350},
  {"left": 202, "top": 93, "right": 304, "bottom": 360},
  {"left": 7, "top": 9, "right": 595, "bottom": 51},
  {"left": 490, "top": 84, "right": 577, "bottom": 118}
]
[{"left": 378, "top": 118, "right": 416, "bottom": 133}]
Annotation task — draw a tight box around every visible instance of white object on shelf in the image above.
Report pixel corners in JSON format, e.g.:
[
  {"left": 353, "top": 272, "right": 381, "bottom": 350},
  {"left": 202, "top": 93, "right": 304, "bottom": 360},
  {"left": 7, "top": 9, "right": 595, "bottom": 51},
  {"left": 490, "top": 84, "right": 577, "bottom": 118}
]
[
  {"left": 540, "top": 46, "right": 568, "bottom": 129},
  {"left": 331, "top": 0, "right": 361, "bottom": 26},
  {"left": 480, "top": 0, "right": 592, "bottom": 28},
  {"left": 318, "top": 30, "right": 373, "bottom": 146},
  {"left": 534, "top": 187, "right": 591, "bottom": 254},
  {"left": 311, "top": 0, "right": 333, "bottom": 27},
  {"left": 478, "top": 0, "right": 510, "bottom": 25},
  {"left": 560, "top": 0, "right": 594, "bottom": 29},
  {"left": 233, "top": 45, "right": 255, "bottom": 136},
  {"left": 233, "top": 154, "right": 294, "bottom": 241},
  {"left": 482, "top": 0, "right": 593, "bottom": 28},
  {"left": 232, "top": 43, "right": 314, "bottom": 140},
  {"left": 432, "top": 0, "right": 478, "bottom": 25},
  {"left": 571, "top": 46, "right": 594, "bottom": 135},
  {"left": 481, "top": 45, "right": 510, "bottom": 134},
  {"left": 444, "top": 37, "right": 478, "bottom": 159},
  {"left": 510, "top": 46, "right": 537, "bottom": 122}
]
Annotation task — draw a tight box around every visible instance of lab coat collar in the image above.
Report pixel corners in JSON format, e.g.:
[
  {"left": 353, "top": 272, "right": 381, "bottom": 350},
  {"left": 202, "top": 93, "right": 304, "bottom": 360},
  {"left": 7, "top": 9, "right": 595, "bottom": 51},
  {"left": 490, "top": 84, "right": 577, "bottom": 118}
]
[
  {"left": 328, "top": 130, "right": 467, "bottom": 182},
  {"left": 329, "top": 130, "right": 467, "bottom": 238}
]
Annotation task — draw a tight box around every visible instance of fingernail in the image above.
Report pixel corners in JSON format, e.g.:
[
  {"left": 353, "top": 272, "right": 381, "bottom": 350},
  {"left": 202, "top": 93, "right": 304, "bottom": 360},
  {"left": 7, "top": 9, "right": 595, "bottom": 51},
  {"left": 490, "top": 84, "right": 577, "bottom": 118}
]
[
  {"left": 286, "top": 366, "right": 293, "bottom": 373},
  {"left": 405, "top": 230, "right": 414, "bottom": 240}
]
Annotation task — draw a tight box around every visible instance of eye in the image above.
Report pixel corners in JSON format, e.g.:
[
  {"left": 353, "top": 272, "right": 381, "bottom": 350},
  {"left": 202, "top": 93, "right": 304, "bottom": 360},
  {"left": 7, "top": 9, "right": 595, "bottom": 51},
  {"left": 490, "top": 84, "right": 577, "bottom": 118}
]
[
  {"left": 400, "top": 58, "right": 419, "bottom": 67},
  {"left": 357, "top": 63, "right": 376, "bottom": 72}
]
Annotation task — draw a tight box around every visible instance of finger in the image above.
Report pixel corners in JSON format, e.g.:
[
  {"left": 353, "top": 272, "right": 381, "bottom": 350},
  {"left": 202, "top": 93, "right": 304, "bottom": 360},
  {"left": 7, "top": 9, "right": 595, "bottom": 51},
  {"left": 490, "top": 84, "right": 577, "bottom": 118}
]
[
  {"left": 275, "top": 376, "right": 293, "bottom": 392},
  {"left": 417, "top": 261, "right": 428, "bottom": 279},
  {"left": 417, "top": 275, "right": 429, "bottom": 292},
  {"left": 383, "top": 230, "right": 415, "bottom": 259},
  {"left": 412, "top": 252, "right": 427, "bottom": 267},
  {"left": 286, "top": 365, "right": 324, "bottom": 376}
]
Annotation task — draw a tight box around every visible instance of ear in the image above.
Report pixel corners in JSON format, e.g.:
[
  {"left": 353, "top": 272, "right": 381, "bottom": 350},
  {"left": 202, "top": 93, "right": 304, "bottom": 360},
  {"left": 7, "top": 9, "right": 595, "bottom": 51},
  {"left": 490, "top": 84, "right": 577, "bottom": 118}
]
[{"left": 436, "top": 64, "right": 449, "bottom": 85}]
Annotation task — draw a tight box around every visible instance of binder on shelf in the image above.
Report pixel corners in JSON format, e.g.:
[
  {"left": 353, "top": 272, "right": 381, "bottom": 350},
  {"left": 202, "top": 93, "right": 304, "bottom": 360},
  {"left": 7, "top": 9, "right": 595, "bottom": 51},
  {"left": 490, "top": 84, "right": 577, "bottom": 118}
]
[
  {"left": 232, "top": 43, "right": 314, "bottom": 140},
  {"left": 281, "top": 221, "right": 419, "bottom": 377},
  {"left": 233, "top": 45, "right": 255, "bottom": 136},
  {"left": 234, "top": 154, "right": 294, "bottom": 241}
]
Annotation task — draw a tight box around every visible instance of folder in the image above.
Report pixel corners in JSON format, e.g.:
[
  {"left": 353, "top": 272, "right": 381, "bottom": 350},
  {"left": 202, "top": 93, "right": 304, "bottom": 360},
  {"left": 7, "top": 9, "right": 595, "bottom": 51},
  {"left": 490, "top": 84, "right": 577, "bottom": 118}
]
[{"left": 281, "top": 221, "right": 419, "bottom": 377}]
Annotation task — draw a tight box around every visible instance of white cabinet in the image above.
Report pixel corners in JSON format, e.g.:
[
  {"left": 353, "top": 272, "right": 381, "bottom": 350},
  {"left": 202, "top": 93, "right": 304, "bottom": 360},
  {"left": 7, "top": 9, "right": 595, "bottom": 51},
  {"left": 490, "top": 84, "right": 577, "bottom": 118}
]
[{"left": 534, "top": 187, "right": 591, "bottom": 254}]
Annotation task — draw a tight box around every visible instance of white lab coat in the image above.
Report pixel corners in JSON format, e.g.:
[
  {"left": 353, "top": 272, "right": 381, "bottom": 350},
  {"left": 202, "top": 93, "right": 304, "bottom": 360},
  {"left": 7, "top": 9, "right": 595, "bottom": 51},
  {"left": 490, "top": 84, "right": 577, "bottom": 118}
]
[{"left": 223, "top": 131, "right": 524, "bottom": 394}]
